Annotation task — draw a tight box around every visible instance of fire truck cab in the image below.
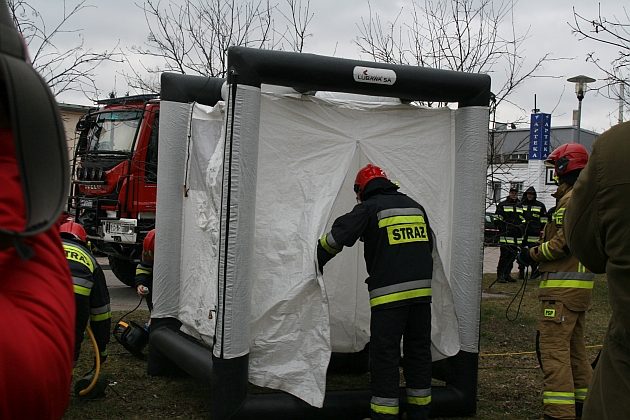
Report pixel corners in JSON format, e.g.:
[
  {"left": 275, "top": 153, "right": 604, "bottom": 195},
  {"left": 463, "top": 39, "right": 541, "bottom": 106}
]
[{"left": 69, "top": 94, "right": 159, "bottom": 286}]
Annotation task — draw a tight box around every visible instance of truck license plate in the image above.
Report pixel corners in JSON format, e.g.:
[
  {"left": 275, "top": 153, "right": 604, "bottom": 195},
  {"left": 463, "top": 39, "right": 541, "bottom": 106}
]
[
  {"left": 106, "top": 222, "right": 133, "bottom": 234},
  {"left": 102, "top": 219, "right": 137, "bottom": 244},
  {"left": 79, "top": 198, "right": 94, "bottom": 208}
]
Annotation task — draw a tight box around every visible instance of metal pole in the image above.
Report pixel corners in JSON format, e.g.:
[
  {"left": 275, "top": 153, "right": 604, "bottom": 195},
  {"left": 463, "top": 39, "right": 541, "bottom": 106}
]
[
  {"left": 620, "top": 82, "right": 625, "bottom": 124},
  {"left": 576, "top": 98, "right": 583, "bottom": 144}
]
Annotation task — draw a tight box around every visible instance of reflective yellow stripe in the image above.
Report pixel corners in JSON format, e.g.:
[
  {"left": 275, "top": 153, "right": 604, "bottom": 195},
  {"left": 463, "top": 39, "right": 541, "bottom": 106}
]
[
  {"left": 90, "top": 312, "right": 112, "bottom": 322},
  {"left": 554, "top": 208, "right": 565, "bottom": 225},
  {"left": 370, "top": 288, "right": 431, "bottom": 307},
  {"left": 386, "top": 223, "right": 428, "bottom": 244},
  {"left": 63, "top": 244, "right": 95, "bottom": 272},
  {"left": 543, "top": 398, "right": 575, "bottom": 405},
  {"left": 407, "top": 395, "right": 431, "bottom": 406},
  {"left": 574, "top": 388, "right": 588, "bottom": 401},
  {"left": 540, "top": 242, "right": 553, "bottom": 260},
  {"left": 578, "top": 262, "right": 586, "bottom": 273},
  {"left": 74, "top": 284, "right": 91, "bottom": 296},
  {"left": 378, "top": 215, "right": 425, "bottom": 228},
  {"left": 543, "top": 391, "right": 575, "bottom": 405},
  {"left": 539, "top": 280, "right": 594, "bottom": 289},
  {"left": 319, "top": 234, "right": 339, "bottom": 255},
  {"left": 370, "top": 403, "right": 399, "bottom": 415},
  {"left": 135, "top": 267, "right": 152, "bottom": 276}
]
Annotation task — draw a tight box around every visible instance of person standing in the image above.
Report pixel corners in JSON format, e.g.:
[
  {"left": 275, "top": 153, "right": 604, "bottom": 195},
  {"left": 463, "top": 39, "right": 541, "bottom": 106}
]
[
  {"left": 564, "top": 121, "right": 630, "bottom": 419},
  {"left": 317, "top": 164, "right": 434, "bottom": 420},
  {"left": 0, "top": 2, "right": 75, "bottom": 416},
  {"left": 59, "top": 221, "right": 111, "bottom": 365},
  {"left": 135, "top": 229, "right": 155, "bottom": 311},
  {"left": 518, "top": 143, "right": 593, "bottom": 420},
  {"left": 518, "top": 186, "right": 547, "bottom": 279},
  {"left": 495, "top": 187, "right": 523, "bottom": 283}
]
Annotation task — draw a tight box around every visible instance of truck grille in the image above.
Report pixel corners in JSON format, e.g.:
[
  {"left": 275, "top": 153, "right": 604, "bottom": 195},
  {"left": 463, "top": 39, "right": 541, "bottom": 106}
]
[{"left": 75, "top": 166, "right": 106, "bottom": 182}]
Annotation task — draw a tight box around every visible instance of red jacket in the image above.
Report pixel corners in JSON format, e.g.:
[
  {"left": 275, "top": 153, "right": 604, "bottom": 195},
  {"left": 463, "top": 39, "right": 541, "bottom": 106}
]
[{"left": 0, "top": 128, "right": 75, "bottom": 419}]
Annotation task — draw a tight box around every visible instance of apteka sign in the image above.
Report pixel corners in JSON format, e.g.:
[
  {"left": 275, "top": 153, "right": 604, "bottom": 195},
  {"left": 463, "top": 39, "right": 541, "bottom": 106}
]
[{"left": 529, "top": 113, "right": 551, "bottom": 160}]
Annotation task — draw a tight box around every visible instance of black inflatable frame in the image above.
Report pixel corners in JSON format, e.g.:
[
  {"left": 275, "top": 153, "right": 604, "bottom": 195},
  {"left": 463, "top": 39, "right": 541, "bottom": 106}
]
[{"left": 151, "top": 46, "right": 491, "bottom": 419}]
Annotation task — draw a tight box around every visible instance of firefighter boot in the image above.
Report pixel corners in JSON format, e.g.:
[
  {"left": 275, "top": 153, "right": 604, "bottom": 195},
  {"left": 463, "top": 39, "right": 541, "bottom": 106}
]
[
  {"left": 575, "top": 401, "right": 583, "bottom": 419},
  {"left": 406, "top": 404, "right": 429, "bottom": 420}
]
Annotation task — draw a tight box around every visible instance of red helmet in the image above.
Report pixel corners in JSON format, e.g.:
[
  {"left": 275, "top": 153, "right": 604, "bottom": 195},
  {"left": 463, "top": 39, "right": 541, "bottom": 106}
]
[
  {"left": 354, "top": 164, "right": 388, "bottom": 195},
  {"left": 545, "top": 143, "right": 589, "bottom": 177},
  {"left": 142, "top": 229, "right": 156, "bottom": 262},
  {"left": 59, "top": 221, "right": 87, "bottom": 243}
]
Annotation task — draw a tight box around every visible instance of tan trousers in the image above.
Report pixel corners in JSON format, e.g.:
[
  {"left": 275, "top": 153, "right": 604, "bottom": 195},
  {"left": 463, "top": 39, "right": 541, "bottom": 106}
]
[
  {"left": 583, "top": 318, "right": 630, "bottom": 419},
  {"left": 537, "top": 300, "right": 593, "bottom": 419}
]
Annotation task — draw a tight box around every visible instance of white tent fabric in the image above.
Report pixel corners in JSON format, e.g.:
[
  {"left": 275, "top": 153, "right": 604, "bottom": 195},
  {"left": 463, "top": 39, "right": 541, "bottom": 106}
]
[
  {"left": 154, "top": 90, "right": 487, "bottom": 407},
  {"left": 153, "top": 100, "right": 191, "bottom": 319}
]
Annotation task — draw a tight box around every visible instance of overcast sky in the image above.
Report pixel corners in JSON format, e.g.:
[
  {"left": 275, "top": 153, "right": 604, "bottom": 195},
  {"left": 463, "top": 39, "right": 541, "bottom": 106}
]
[{"left": 24, "top": 0, "right": 629, "bottom": 134}]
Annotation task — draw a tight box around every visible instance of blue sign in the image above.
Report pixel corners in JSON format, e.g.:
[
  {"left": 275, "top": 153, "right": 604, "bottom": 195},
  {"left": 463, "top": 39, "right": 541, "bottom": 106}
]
[{"left": 529, "top": 113, "right": 551, "bottom": 160}]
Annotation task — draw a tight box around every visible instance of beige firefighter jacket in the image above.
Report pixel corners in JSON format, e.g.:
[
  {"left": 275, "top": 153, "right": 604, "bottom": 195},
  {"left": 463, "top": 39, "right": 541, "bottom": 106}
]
[
  {"left": 565, "top": 120, "right": 630, "bottom": 347},
  {"left": 529, "top": 183, "right": 593, "bottom": 311},
  {"left": 565, "top": 121, "right": 630, "bottom": 419}
]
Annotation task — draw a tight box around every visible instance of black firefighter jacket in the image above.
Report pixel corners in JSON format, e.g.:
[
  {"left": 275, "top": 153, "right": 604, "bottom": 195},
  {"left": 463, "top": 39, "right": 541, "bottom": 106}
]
[
  {"left": 318, "top": 180, "right": 433, "bottom": 310},
  {"left": 62, "top": 238, "right": 111, "bottom": 362},
  {"left": 494, "top": 196, "right": 523, "bottom": 243},
  {"left": 520, "top": 187, "right": 548, "bottom": 245}
]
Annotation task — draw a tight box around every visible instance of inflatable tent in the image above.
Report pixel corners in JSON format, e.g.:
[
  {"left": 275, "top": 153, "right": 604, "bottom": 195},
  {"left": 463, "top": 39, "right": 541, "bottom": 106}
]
[{"left": 150, "top": 47, "right": 491, "bottom": 419}]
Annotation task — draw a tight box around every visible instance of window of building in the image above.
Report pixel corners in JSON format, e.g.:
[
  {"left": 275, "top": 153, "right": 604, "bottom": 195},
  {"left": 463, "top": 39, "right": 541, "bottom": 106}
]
[
  {"left": 510, "top": 181, "right": 523, "bottom": 195},
  {"left": 488, "top": 181, "right": 501, "bottom": 203},
  {"left": 505, "top": 153, "right": 528, "bottom": 162}
]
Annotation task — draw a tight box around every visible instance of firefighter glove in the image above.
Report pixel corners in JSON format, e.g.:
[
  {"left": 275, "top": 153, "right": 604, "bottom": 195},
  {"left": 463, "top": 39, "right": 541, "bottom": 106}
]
[
  {"left": 517, "top": 247, "right": 534, "bottom": 267},
  {"left": 316, "top": 241, "right": 334, "bottom": 274}
]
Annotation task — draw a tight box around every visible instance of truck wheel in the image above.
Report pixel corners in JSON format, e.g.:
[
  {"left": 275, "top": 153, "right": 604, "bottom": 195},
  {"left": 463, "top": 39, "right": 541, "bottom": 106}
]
[{"left": 108, "top": 256, "right": 136, "bottom": 287}]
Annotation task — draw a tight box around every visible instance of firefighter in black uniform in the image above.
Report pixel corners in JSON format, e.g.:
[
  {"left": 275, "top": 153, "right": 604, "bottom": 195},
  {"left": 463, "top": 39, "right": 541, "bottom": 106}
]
[
  {"left": 494, "top": 187, "right": 523, "bottom": 282},
  {"left": 517, "top": 186, "right": 547, "bottom": 279},
  {"left": 317, "top": 164, "right": 434, "bottom": 420},
  {"left": 135, "top": 229, "right": 155, "bottom": 311},
  {"left": 59, "top": 221, "right": 111, "bottom": 365}
]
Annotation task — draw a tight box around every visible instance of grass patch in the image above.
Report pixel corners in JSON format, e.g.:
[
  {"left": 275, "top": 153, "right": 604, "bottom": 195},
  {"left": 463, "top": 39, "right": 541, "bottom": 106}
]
[
  {"left": 64, "top": 273, "right": 611, "bottom": 419},
  {"left": 473, "top": 273, "right": 610, "bottom": 420}
]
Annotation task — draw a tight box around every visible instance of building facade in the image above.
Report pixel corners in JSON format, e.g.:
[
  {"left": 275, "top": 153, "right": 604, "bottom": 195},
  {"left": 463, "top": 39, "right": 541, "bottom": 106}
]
[
  {"left": 486, "top": 125, "right": 599, "bottom": 212},
  {"left": 57, "top": 102, "right": 94, "bottom": 162}
]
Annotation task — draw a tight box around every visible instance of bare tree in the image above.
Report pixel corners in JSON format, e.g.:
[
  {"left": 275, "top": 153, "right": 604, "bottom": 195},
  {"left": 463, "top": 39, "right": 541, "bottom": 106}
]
[
  {"left": 8, "top": 0, "right": 121, "bottom": 99},
  {"left": 355, "top": 0, "right": 552, "bottom": 114},
  {"left": 125, "top": 0, "right": 314, "bottom": 93},
  {"left": 355, "top": 0, "right": 556, "bottom": 209},
  {"left": 570, "top": 4, "right": 630, "bottom": 114}
]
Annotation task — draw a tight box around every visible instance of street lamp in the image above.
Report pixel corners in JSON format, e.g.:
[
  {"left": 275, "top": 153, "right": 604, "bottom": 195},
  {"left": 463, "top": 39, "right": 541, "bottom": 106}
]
[{"left": 567, "top": 75, "right": 596, "bottom": 144}]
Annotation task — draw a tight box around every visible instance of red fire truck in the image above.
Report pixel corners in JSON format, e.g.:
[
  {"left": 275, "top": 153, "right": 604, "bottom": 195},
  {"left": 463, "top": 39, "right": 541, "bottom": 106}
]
[{"left": 69, "top": 95, "right": 159, "bottom": 286}]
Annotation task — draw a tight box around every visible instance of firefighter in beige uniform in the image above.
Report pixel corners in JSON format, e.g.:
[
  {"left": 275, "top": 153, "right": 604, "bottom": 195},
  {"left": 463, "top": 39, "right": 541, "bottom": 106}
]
[
  {"left": 565, "top": 121, "right": 630, "bottom": 419},
  {"left": 518, "top": 143, "right": 593, "bottom": 420}
]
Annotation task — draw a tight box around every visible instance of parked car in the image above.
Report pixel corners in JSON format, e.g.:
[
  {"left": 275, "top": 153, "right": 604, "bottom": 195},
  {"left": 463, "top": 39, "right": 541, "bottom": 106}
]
[{"left": 484, "top": 212, "right": 500, "bottom": 246}]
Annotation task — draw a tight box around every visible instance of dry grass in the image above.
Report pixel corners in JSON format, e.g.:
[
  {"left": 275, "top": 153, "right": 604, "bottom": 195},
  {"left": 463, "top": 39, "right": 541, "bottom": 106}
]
[{"left": 63, "top": 273, "right": 611, "bottom": 419}]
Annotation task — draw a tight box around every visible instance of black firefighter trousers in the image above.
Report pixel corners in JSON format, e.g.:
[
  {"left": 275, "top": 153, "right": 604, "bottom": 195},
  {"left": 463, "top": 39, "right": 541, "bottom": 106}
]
[{"left": 370, "top": 303, "right": 432, "bottom": 420}]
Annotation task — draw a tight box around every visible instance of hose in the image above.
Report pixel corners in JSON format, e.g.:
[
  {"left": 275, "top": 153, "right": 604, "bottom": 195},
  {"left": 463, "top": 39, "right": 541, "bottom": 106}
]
[{"left": 78, "top": 325, "right": 101, "bottom": 396}]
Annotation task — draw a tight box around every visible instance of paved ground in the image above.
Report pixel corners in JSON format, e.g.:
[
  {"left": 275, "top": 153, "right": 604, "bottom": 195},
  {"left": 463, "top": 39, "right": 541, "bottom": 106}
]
[
  {"left": 102, "top": 247, "right": 511, "bottom": 311},
  {"left": 99, "top": 257, "right": 144, "bottom": 312}
]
